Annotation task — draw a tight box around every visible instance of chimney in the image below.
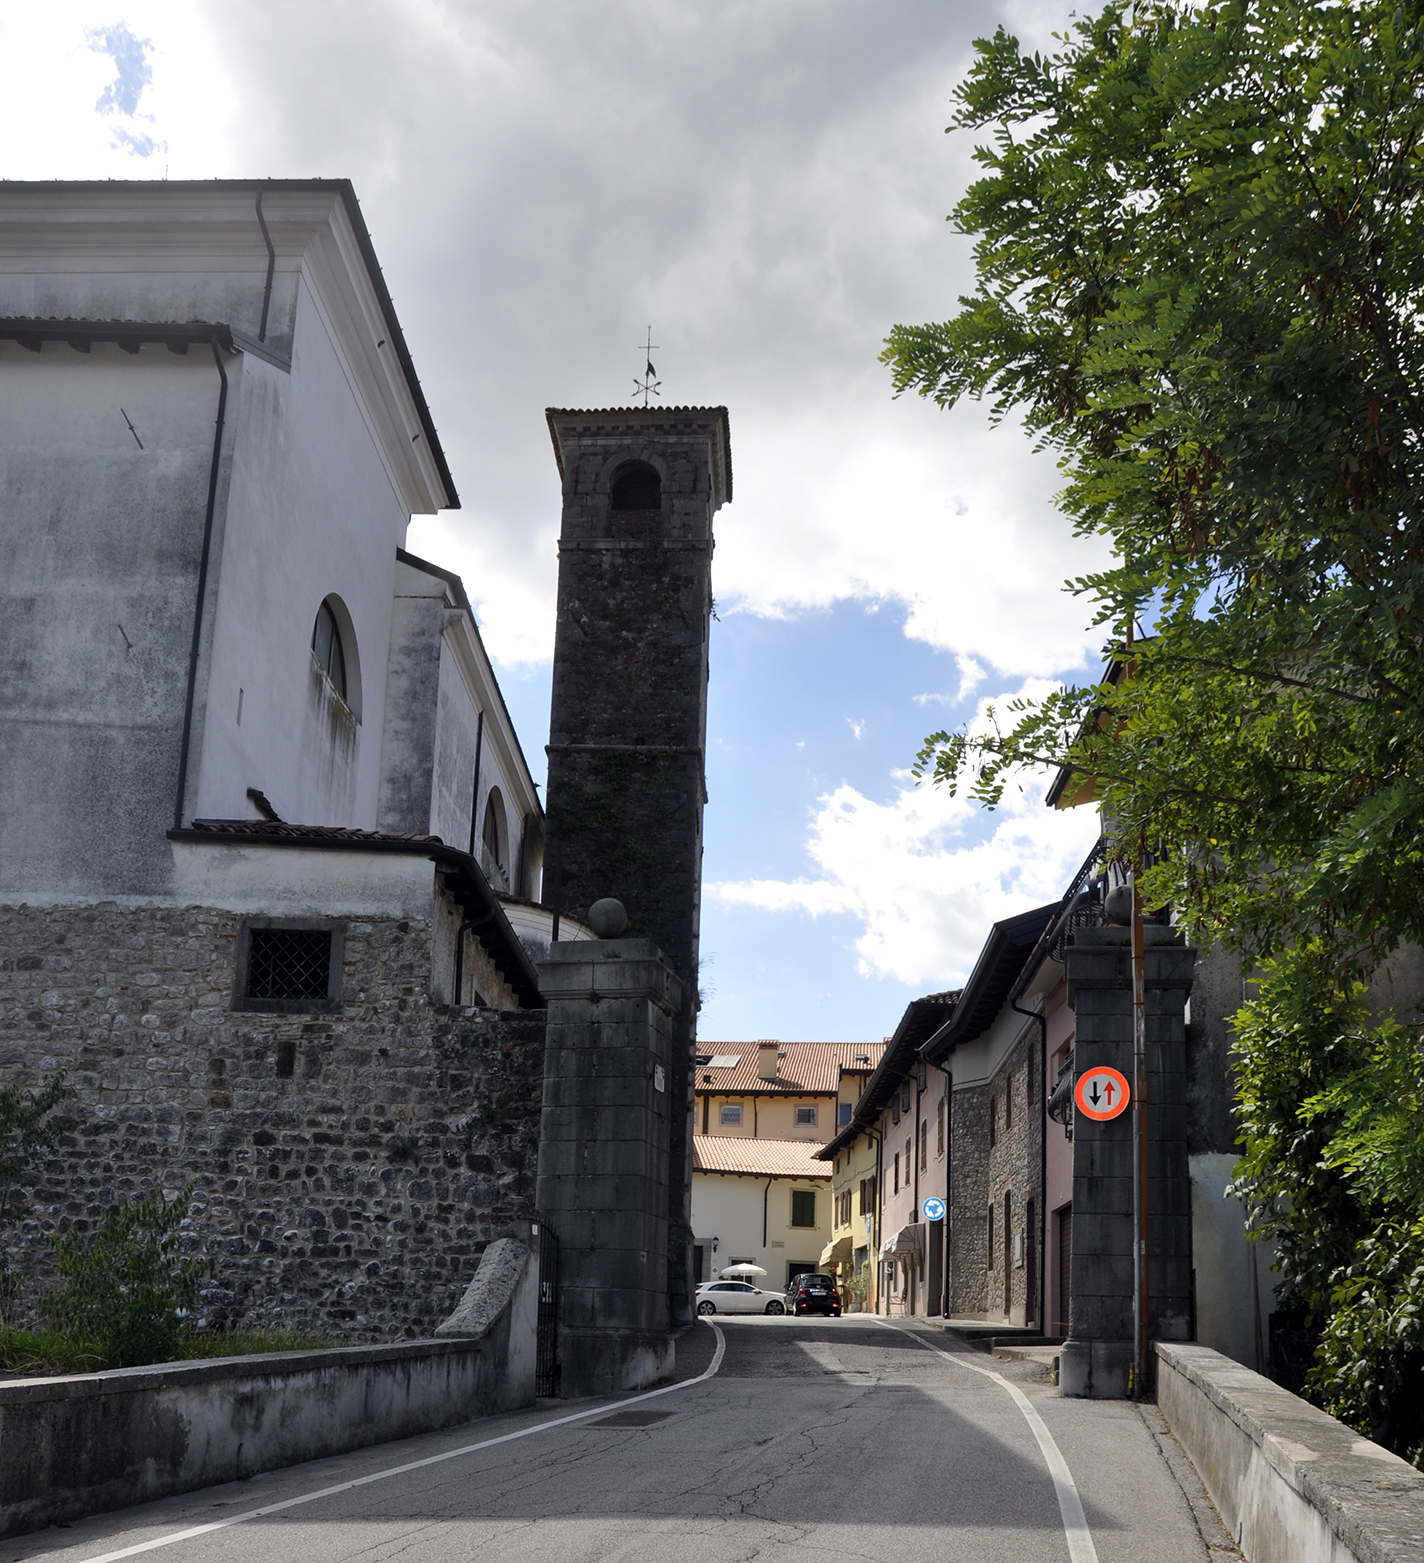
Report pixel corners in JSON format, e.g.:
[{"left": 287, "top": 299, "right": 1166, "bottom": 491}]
[{"left": 757, "top": 1041, "right": 779, "bottom": 1081}]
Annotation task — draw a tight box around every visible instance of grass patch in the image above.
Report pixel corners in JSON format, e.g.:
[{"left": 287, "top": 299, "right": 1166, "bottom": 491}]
[
  {"left": 179, "top": 1329, "right": 330, "bottom": 1358},
  {"left": 0, "top": 1327, "right": 104, "bottom": 1375},
  {"left": 0, "top": 1325, "right": 330, "bottom": 1375}
]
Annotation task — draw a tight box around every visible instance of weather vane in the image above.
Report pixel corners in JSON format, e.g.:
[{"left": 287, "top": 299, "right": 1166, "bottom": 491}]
[{"left": 633, "top": 327, "right": 661, "bottom": 406}]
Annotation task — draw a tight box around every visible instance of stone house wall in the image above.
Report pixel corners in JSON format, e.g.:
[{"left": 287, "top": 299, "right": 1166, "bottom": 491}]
[
  {"left": 947, "top": 1083, "right": 990, "bottom": 1317},
  {"left": 983, "top": 1027, "right": 1041, "bottom": 1327},
  {"left": 0, "top": 901, "right": 545, "bottom": 1341}
]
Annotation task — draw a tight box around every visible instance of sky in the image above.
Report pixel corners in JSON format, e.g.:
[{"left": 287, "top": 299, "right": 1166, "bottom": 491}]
[{"left": 2, "top": 0, "right": 1106, "bottom": 1042}]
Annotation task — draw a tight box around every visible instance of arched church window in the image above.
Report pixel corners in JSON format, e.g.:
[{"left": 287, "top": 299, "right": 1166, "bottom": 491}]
[
  {"left": 481, "top": 787, "right": 509, "bottom": 890},
  {"left": 610, "top": 461, "right": 661, "bottom": 511},
  {"left": 311, "top": 600, "right": 348, "bottom": 700}
]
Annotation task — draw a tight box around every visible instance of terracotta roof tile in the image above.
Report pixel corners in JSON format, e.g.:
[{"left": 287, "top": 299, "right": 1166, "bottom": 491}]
[
  {"left": 692, "top": 1136, "right": 833, "bottom": 1178},
  {"left": 692, "top": 1041, "right": 884, "bottom": 1097}
]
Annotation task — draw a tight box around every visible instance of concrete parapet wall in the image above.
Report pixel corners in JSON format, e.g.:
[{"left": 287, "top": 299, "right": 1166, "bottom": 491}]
[
  {"left": 1156, "top": 1341, "right": 1424, "bottom": 1563},
  {"left": 0, "top": 1318, "right": 531, "bottom": 1540}
]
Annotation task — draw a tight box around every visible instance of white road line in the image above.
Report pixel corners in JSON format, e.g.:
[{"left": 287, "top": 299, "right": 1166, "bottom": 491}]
[
  {"left": 870, "top": 1319, "right": 1099, "bottom": 1563},
  {"left": 74, "top": 1322, "right": 727, "bottom": 1563}
]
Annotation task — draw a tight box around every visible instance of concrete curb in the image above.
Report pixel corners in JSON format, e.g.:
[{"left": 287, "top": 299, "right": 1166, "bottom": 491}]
[{"left": 1156, "top": 1341, "right": 1424, "bottom": 1563}]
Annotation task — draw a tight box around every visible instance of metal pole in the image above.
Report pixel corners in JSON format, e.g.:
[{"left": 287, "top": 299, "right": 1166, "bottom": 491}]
[{"left": 1130, "top": 868, "right": 1149, "bottom": 1398}]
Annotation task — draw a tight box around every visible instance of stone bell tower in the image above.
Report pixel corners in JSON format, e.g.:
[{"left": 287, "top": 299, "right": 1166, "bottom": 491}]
[{"left": 540, "top": 405, "right": 730, "bottom": 1347}]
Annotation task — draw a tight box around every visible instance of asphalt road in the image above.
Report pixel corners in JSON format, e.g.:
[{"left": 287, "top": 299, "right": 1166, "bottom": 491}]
[{"left": 3, "top": 1318, "right": 1238, "bottom": 1563}]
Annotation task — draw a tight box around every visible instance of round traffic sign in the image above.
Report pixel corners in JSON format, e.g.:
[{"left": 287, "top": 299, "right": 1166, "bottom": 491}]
[
  {"left": 1074, "top": 1066, "right": 1131, "bottom": 1121},
  {"left": 922, "top": 1196, "right": 946, "bottom": 1222}
]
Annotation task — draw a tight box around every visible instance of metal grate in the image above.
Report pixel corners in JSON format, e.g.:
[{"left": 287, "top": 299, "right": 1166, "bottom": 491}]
[
  {"left": 535, "top": 1221, "right": 560, "bottom": 1397},
  {"left": 246, "top": 929, "right": 331, "bottom": 1001}
]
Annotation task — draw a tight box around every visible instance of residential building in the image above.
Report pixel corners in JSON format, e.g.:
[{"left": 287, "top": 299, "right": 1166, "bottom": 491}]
[
  {"left": 690, "top": 1041, "right": 881, "bottom": 1290},
  {"left": 818, "top": 994, "right": 955, "bottom": 1316},
  {"left": 921, "top": 903, "right": 1066, "bottom": 1329},
  {"left": 817, "top": 1054, "right": 880, "bottom": 1307},
  {"left": 690, "top": 1136, "right": 831, "bottom": 1290},
  {"left": 693, "top": 1041, "right": 881, "bottom": 1142}
]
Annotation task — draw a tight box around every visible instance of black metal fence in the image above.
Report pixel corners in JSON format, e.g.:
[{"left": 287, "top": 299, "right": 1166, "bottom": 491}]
[{"left": 535, "top": 1220, "right": 560, "bottom": 1397}]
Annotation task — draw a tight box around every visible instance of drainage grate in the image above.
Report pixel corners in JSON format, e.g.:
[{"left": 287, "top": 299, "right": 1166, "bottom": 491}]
[
  {"left": 246, "top": 929, "right": 331, "bottom": 1000},
  {"left": 588, "top": 1409, "right": 676, "bottom": 1428}
]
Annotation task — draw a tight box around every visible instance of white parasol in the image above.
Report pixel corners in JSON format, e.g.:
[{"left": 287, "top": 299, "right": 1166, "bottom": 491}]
[{"left": 719, "top": 1262, "right": 768, "bottom": 1278}]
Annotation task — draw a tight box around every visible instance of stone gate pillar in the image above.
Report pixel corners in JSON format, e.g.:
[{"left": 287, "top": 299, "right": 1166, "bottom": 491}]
[
  {"left": 1060, "top": 925, "right": 1195, "bottom": 1398},
  {"left": 541, "top": 406, "right": 731, "bottom": 1338},
  {"left": 535, "top": 935, "right": 682, "bottom": 1394}
]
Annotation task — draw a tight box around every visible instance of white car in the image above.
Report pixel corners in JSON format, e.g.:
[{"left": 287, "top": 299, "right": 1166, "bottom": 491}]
[{"left": 695, "top": 1280, "right": 785, "bottom": 1315}]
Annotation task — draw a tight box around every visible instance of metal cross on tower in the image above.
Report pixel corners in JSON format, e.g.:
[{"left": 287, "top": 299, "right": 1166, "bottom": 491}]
[{"left": 633, "top": 327, "right": 661, "bottom": 406}]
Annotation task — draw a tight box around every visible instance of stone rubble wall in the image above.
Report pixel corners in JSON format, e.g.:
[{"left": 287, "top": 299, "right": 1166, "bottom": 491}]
[
  {"left": 983, "top": 1028, "right": 1040, "bottom": 1326},
  {"left": 0, "top": 901, "right": 546, "bottom": 1341},
  {"left": 947, "top": 1082, "right": 991, "bottom": 1317}
]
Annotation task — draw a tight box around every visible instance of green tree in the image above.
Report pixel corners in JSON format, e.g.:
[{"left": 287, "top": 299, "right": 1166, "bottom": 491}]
[
  {"left": 42, "top": 1187, "right": 210, "bottom": 1368},
  {"left": 884, "top": 0, "right": 1424, "bottom": 1458},
  {"left": 0, "top": 1076, "right": 72, "bottom": 1325}
]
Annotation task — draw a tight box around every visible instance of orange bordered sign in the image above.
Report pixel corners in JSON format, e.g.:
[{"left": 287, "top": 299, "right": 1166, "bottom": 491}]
[{"left": 1074, "top": 1066, "right": 1131, "bottom": 1122}]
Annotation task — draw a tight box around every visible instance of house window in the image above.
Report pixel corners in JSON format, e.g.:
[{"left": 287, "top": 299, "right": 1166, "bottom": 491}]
[
  {"left": 905, "top": 1137, "right": 912, "bottom": 1177},
  {"left": 790, "top": 1190, "right": 816, "bottom": 1228},
  {"left": 311, "top": 600, "right": 348, "bottom": 700},
  {"left": 719, "top": 1104, "right": 743, "bottom": 1126},
  {"left": 838, "top": 1101, "right": 852, "bottom": 1127},
  {"left": 232, "top": 918, "right": 343, "bottom": 1015},
  {"left": 795, "top": 1105, "right": 817, "bottom": 1127},
  {"left": 936, "top": 1097, "right": 945, "bottom": 1156},
  {"left": 893, "top": 1152, "right": 900, "bottom": 1193},
  {"left": 900, "top": 1082, "right": 912, "bottom": 1113},
  {"left": 919, "top": 1120, "right": 927, "bottom": 1172},
  {"left": 610, "top": 461, "right": 662, "bottom": 510},
  {"left": 891, "top": 1096, "right": 900, "bottom": 1126}
]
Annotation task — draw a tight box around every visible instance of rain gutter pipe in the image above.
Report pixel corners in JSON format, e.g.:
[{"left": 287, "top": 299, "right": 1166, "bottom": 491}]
[
  {"left": 173, "top": 337, "right": 229, "bottom": 831},
  {"left": 1011, "top": 991, "right": 1050, "bottom": 1336}
]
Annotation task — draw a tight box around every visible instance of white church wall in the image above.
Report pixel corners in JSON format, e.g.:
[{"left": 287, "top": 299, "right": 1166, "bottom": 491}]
[
  {"left": 0, "top": 339, "right": 227, "bottom": 901},
  {"left": 193, "top": 275, "right": 409, "bottom": 829}
]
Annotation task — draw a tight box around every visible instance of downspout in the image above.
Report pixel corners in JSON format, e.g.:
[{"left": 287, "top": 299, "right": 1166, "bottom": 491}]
[
  {"left": 467, "top": 708, "right": 485, "bottom": 856},
  {"left": 1011, "top": 993, "right": 1049, "bottom": 1335},
  {"left": 873, "top": 1124, "right": 884, "bottom": 1313},
  {"left": 912, "top": 1075, "right": 921, "bottom": 1313},
  {"left": 453, "top": 920, "right": 472, "bottom": 1005},
  {"left": 929, "top": 1056, "right": 953, "bottom": 1318},
  {"left": 255, "top": 190, "right": 277, "bottom": 342},
  {"left": 762, "top": 1177, "right": 773, "bottom": 1249},
  {"left": 173, "top": 337, "right": 229, "bottom": 831},
  {"left": 515, "top": 811, "right": 529, "bottom": 900}
]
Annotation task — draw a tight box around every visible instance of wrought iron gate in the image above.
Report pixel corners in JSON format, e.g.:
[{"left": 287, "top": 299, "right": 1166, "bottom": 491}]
[{"left": 534, "top": 1220, "right": 560, "bottom": 1397}]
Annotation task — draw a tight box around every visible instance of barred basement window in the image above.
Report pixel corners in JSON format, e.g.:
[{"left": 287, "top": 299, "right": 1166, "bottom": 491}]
[{"left": 232, "top": 917, "right": 344, "bottom": 1015}]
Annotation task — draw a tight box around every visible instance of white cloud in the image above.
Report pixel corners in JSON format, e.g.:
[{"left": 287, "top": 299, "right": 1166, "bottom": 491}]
[{"left": 707, "top": 682, "right": 1102, "bottom": 987}]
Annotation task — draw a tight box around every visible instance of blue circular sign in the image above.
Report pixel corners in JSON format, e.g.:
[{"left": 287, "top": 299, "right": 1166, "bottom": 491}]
[{"left": 922, "top": 1197, "right": 946, "bottom": 1222}]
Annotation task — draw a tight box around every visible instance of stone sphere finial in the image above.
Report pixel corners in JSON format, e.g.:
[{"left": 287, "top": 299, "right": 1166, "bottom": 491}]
[
  {"left": 1103, "top": 883, "right": 1134, "bottom": 926},
  {"left": 587, "top": 898, "right": 629, "bottom": 938}
]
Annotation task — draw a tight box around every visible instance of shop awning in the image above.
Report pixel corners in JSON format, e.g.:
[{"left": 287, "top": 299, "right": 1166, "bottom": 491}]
[
  {"left": 819, "top": 1235, "right": 852, "bottom": 1267},
  {"left": 879, "top": 1224, "right": 922, "bottom": 1260}
]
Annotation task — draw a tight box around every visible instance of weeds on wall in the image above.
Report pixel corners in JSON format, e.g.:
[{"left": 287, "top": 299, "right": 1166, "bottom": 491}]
[{"left": 40, "top": 1186, "right": 211, "bottom": 1369}]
